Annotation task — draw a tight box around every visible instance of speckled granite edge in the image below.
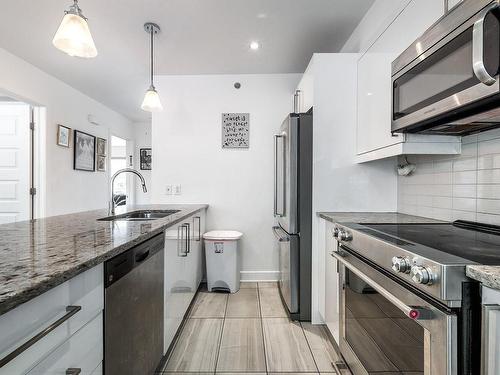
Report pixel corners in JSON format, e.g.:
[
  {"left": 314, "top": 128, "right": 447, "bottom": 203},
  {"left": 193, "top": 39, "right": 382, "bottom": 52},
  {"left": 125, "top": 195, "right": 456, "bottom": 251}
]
[
  {"left": 0, "top": 204, "right": 208, "bottom": 316},
  {"left": 467, "top": 266, "right": 500, "bottom": 290},
  {"left": 317, "top": 212, "right": 445, "bottom": 224}
]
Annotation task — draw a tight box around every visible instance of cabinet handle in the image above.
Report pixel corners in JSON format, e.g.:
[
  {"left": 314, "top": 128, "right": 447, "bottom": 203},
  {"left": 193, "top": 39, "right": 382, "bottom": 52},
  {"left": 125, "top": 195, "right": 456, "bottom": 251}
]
[
  {"left": 185, "top": 223, "right": 191, "bottom": 253},
  {"left": 193, "top": 216, "right": 201, "bottom": 241},
  {"left": 66, "top": 369, "right": 82, "bottom": 375},
  {"left": 0, "top": 306, "right": 82, "bottom": 368},
  {"left": 177, "top": 225, "right": 187, "bottom": 257}
]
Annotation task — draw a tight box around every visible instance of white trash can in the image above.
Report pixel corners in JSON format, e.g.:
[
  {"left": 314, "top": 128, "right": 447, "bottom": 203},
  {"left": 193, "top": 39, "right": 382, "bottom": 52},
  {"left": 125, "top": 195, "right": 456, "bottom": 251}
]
[{"left": 203, "top": 230, "right": 243, "bottom": 293}]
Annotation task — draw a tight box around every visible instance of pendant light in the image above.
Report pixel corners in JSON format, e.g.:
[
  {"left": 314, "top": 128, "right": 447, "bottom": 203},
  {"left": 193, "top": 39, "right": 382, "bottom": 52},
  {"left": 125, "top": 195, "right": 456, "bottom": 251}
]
[
  {"left": 141, "top": 23, "right": 163, "bottom": 112},
  {"left": 52, "top": 0, "right": 97, "bottom": 58}
]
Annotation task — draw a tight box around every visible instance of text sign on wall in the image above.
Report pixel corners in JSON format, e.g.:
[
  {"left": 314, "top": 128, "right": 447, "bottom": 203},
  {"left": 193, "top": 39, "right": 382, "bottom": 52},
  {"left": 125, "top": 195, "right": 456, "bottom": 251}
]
[{"left": 222, "top": 113, "right": 249, "bottom": 148}]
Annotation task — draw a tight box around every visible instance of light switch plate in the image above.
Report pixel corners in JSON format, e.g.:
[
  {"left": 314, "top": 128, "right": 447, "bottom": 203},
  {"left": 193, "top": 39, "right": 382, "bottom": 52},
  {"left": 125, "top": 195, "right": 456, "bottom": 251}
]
[
  {"left": 165, "top": 185, "right": 173, "bottom": 195},
  {"left": 174, "top": 185, "right": 182, "bottom": 195}
]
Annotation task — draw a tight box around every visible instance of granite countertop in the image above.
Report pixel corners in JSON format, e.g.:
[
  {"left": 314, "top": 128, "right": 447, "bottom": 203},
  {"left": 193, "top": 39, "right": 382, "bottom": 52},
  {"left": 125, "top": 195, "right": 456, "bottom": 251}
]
[
  {"left": 317, "top": 212, "right": 445, "bottom": 224},
  {"left": 0, "top": 204, "right": 208, "bottom": 316},
  {"left": 466, "top": 266, "right": 500, "bottom": 290}
]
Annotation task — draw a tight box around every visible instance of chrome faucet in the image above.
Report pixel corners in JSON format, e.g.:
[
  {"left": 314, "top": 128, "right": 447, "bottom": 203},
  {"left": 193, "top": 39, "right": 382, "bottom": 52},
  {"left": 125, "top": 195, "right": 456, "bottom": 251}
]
[{"left": 109, "top": 168, "right": 147, "bottom": 215}]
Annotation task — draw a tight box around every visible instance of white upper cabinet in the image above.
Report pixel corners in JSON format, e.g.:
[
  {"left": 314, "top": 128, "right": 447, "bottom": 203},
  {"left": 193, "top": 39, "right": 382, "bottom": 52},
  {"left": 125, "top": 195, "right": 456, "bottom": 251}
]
[{"left": 356, "top": 0, "right": 462, "bottom": 162}]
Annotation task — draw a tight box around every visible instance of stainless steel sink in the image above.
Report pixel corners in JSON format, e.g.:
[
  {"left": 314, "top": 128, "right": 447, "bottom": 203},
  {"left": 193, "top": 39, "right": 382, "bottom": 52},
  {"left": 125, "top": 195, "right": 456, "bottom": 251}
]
[{"left": 97, "top": 209, "right": 180, "bottom": 222}]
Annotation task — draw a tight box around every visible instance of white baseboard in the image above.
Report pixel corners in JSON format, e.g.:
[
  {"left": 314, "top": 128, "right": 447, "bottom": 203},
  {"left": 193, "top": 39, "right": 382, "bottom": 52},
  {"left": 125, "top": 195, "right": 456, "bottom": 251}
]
[{"left": 240, "top": 270, "right": 279, "bottom": 282}]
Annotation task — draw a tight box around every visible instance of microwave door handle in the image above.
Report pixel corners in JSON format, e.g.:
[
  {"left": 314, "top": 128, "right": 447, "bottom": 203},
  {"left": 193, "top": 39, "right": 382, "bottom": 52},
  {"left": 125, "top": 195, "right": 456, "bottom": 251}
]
[
  {"left": 333, "top": 249, "right": 431, "bottom": 320},
  {"left": 473, "top": 3, "right": 499, "bottom": 86},
  {"left": 274, "top": 134, "right": 284, "bottom": 217}
]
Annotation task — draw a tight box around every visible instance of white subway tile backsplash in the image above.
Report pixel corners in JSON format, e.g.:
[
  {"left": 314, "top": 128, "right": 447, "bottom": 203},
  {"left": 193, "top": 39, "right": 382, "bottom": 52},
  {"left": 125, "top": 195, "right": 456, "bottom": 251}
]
[
  {"left": 477, "top": 185, "right": 500, "bottom": 200},
  {"left": 452, "top": 184, "right": 476, "bottom": 198},
  {"left": 453, "top": 170, "right": 477, "bottom": 185},
  {"left": 398, "top": 129, "right": 500, "bottom": 223},
  {"left": 452, "top": 197, "right": 476, "bottom": 212},
  {"left": 478, "top": 154, "right": 500, "bottom": 170},
  {"left": 478, "top": 169, "right": 500, "bottom": 184}
]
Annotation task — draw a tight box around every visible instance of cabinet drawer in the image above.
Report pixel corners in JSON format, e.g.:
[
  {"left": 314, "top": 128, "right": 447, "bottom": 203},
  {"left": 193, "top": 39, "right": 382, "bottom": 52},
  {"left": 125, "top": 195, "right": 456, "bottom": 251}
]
[
  {"left": 27, "top": 313, "right": 103, "bottom": 375},
  {"left": 0, "top": 265, "right": 103, "bottom": 374}
]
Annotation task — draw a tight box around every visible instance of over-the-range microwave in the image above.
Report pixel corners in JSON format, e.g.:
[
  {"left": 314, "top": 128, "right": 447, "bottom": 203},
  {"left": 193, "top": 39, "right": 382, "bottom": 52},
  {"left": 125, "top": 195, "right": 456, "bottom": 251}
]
[{"left": 392, "top": 0, "right": 500, "bottom": 136}]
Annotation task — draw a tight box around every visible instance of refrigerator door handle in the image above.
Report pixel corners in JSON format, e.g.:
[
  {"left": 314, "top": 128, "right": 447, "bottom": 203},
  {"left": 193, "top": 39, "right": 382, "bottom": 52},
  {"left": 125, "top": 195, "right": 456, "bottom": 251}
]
[
  {"left": 274, "top": 133, "right": 285, "bottom": 217},
  {"left": 272, "top": 226, "right": 290, "bottom": 242}
]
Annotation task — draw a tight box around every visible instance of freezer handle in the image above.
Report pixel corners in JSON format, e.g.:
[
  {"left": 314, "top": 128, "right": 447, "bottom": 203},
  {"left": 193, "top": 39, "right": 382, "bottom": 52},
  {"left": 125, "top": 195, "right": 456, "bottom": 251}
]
[
  {"left": 272, "top": 226, "right": 290, "bottom": 242},
  {"left": 274, "top": 133, "right": 285, "bottom": 217}
]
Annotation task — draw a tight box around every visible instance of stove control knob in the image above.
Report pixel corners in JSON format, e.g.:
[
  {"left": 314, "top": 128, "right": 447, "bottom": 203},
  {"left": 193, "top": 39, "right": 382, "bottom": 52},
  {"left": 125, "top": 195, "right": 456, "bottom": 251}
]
[
  {"left": 410, "top": 266, "right": 434, "bottom": 285},
  {"left": 333, "top": 227, "right": 339, "bottom": 238},
  {"left": 391, "top": 256, "right": 411, "bottom": 274},
  {"left": 338, "top": 229, "right": 353, "bottom": 242}
]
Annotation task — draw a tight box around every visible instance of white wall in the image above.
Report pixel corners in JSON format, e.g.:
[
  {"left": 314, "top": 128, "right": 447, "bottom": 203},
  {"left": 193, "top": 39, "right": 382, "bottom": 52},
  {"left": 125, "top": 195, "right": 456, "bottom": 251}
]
[
  {"left": 0, "top": 47, "right": 135, "bottom": 217},
  {"left": 133, "top": 121, "right": 152, "bottom": 204},
  {"left": 152, "top": 74, "right": 300, "bottom": 280}
]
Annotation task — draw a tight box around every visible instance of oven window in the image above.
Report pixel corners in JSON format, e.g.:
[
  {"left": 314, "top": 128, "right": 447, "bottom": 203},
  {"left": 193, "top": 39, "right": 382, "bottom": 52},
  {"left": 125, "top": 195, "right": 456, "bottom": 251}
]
[{"left": 345, "top": 269, "right": 424, "bottom": 374}]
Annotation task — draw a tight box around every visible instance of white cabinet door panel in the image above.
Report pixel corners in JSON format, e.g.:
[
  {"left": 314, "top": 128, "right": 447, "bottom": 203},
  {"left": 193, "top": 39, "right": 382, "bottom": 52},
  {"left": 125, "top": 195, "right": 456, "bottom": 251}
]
[
  {"left": 357, "top": 0, "right": 445, "bottom": 156},
  {"left": 0, "top": 265, "right": 103, "bottom": 375},
  {"left": 27, "top": 313, "right": 103, "bottom": 375}
]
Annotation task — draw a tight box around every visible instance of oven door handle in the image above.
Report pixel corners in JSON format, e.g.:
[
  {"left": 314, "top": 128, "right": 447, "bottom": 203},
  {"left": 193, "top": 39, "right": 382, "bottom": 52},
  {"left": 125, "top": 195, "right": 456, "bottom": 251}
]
[
  {"left": 473, "top": 3, "right": 500, "bottom": 86},
  {"left": 332, "top": 249, "right": 431, "bottom": 320}
]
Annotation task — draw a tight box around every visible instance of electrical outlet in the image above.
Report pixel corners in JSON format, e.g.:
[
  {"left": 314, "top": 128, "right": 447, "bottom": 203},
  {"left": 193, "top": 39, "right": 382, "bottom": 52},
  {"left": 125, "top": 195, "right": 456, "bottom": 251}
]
[
  {"left": 165, "top": 185, "right": 173, "bottom": 195},
  {"left": 174, "top": 185, "right": 182, "bottom": 195}
]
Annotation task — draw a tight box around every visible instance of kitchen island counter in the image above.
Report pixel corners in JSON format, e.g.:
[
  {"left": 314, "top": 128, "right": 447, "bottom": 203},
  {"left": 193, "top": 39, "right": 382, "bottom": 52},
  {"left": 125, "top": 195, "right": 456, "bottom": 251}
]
[{"left": 0, "top": 204, "right": 207, "bottom": 316}]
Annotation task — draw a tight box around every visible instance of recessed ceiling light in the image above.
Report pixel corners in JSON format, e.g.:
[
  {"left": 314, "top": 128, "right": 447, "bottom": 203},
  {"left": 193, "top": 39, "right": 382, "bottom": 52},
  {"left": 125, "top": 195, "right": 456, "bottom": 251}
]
[{"left": 250, "top": 41, "right": 260, "bottom": 50}]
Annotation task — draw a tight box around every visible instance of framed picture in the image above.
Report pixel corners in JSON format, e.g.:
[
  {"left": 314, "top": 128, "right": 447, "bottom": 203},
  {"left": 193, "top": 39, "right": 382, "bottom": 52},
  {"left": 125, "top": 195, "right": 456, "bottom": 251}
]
[
  {"left": 140, "top": 148, "right": 152, "bottom": 170},
  {"left": 96, "top": 137, "right": 107, "bottom": 156},
  {"left": 57, "top": 125, "right": 71, "bottom": 147},
  {"left": 96, "top": 155, "right": 106, "bottom": 172},
  {"left": 74, "top": 130, "right": 96, "bottom": 171}
]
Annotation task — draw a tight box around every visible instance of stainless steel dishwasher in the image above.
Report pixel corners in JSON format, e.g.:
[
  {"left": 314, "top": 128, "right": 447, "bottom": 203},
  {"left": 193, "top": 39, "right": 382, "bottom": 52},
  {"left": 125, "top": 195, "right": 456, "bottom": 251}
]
[{"left": 104, "top": 232, "right": 164, "bottom": 375}]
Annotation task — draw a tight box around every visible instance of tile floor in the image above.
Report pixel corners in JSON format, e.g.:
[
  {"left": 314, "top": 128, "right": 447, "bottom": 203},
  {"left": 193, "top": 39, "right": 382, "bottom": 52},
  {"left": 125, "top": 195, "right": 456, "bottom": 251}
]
[{"left": 161, "top": 282, "right": 342, "bottom": 374}]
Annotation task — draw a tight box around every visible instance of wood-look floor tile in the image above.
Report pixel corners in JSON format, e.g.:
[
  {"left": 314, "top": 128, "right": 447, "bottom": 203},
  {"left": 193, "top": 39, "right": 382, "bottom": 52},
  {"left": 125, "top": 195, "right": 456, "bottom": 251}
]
[
  {"left": 269, "top": 373, "right": 319, "bottom": 375},
  {"left": 165, "top": 319, "right": 223, "bottom": 372},
  {"left": 259, "top": 287, "right": 287, "bottom": 318},
  {"left": 258, "top": 281, "right": 278, "bottom": 288},
  {"left": 262, "top": 318, "right": 317, "bottom": 372},
  {"left": 301, "top": 323, "right": 340, "bottom": 373},
  {"left": 239, "top": 282, "right": 258, "bottom": 289},
  {"left": 217, "top": 318, "right": 266, "bottom": 372},
  {"left": 226, "top": 288, "right": 260, "bottom": 318},
  {"left": 189, "top": 291, "right": 228, "bottom": 318}
]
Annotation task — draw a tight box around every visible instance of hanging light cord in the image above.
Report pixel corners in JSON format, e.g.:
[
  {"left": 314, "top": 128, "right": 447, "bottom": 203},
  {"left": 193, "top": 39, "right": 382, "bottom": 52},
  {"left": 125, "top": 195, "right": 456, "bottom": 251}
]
[{"left": 150, "top": 28, "right": 154, "bottom": 89}]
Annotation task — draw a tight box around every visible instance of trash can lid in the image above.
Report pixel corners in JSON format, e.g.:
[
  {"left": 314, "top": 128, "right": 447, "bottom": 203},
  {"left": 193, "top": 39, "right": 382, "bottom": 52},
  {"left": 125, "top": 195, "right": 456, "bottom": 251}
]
[{"left": 203, "top": 230, "right": 243, "bottom": 240}]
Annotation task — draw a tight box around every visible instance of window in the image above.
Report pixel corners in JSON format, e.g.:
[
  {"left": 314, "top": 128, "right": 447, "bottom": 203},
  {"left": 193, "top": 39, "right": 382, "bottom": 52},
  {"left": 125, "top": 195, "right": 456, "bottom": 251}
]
[{"left": 111, "top": 136, "right": 127, "bottom": 206}]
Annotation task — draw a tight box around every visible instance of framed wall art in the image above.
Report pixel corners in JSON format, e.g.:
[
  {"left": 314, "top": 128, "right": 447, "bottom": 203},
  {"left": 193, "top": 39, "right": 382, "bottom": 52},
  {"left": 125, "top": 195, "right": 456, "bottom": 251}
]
[
  {"left": 74, "top": 130, "right": 96, "bottom": 171},
  {"left": 57, "top": 124, "right": 71, "bottom": 147}
]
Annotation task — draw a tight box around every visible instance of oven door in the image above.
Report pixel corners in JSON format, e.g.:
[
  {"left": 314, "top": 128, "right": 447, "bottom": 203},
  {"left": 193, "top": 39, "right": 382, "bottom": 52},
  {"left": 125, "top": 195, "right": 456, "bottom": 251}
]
[
  {"left": 333, "top": 246, "right": 457, "bottom": 375},
  {"left": 392, "top": 2, "right": 500, "bottom": 134}
]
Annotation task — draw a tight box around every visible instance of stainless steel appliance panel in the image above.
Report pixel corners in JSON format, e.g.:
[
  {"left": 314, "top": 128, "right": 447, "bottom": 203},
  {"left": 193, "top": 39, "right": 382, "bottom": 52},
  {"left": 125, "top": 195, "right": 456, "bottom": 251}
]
[
  {"left": 391, "top": 0, "right": 500, "bottom": 135},
  {"left": 334, "top": 247, "right": 457, "bottom": 375},
  {"left": 275, "top": 116, "right": 299, "bottom": 234},
  {"left": 273, "top": 225, "right": 299, "bottom": 314},
  {"left": 105, "top": 235, "right": 164, "bottom": 375}
]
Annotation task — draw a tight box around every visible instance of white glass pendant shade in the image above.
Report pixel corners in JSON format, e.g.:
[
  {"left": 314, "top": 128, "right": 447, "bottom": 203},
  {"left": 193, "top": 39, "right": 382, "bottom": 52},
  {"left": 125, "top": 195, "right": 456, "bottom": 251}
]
[
  {"left": 141, "top": 87, "right": 163, "bottom": 112},
  {"left": 53, "top": 13, "right": 97, "bottom": 58}
]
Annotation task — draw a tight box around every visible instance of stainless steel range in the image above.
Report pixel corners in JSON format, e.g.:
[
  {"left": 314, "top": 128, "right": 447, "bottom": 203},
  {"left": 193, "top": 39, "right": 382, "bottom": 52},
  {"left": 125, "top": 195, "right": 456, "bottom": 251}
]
[{"left": 331, "top": 220, "right": 500, "bottom": 375}]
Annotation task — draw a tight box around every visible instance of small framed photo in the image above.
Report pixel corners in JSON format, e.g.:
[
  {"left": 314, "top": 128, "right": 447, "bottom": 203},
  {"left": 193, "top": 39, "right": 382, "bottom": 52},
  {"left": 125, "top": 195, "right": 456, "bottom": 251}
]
[
  {"left": 96, "top": 137, "right": 107, "bottom": 156},
  {"left": 74, "top": 130, "right": 96, "bottom": 172},
  {"left": 57, "top": 125, "right": 71, "bottom": 147},
  {"left": 96, "top": 155, "right": 106, "bottom": 172},
  {"left": 140, "top": 148, "right": 152, "bottom": 170}
]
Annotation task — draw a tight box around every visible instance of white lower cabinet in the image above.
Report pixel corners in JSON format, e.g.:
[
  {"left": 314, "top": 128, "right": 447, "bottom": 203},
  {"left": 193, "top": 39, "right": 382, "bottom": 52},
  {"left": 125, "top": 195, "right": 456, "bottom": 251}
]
[
  {"left": 164, "top": 210, "right": 206, "bottom": 353},
  {"left": 27, "top": 313, "right": 103, "bottom": 374},
  {"left": 0, "top": 265, "right": 103, "bottom": 375},
  {"left": 481, "top": 286, "right": 500, "bottom": 374},
  {"left": 324, "top": 221, "right": 340, "bottom": 344}
]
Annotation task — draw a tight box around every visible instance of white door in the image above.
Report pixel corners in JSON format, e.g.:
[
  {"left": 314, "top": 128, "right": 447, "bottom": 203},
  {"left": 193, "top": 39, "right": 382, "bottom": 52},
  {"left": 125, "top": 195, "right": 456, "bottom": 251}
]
[{"left": 0, "top": 103, "right": 30, "bottom": 224}]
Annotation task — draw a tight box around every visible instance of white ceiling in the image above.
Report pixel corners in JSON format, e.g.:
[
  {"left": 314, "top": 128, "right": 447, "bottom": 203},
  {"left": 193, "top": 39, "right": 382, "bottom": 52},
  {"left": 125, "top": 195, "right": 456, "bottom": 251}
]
[{"left": 0, "top": 0, "right": 374, "bottom": 121}]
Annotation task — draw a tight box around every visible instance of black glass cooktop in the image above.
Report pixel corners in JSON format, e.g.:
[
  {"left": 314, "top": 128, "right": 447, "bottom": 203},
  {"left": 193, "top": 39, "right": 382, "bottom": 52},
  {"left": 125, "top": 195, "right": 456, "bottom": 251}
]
[{"left": 363, "top": 221, "right": 500, "bottom": 265}]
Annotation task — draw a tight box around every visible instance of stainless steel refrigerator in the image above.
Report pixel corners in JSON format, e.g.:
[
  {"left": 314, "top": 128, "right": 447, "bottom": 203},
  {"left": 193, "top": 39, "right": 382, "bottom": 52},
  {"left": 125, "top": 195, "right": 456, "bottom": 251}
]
[{"left": 272, "top": 111, "right": 312, "bottom": 321}]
